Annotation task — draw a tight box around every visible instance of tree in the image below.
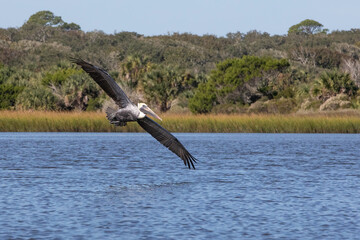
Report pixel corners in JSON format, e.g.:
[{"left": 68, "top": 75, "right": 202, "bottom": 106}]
[
  {"left": 0, "top": 65, "right": 24, "bottom": 109},
  {"left": 42, "top": 64, "right": 99, "bottom": 110},
  {"left": 119, "top": 55, "right": 152, "bottom": 90},
  {"left": 289, "top": 47, "right": 343, "bottom": 68},
  {"left": 288, "top": 19, "right": 326, "bottom": 35},
  {"left": 312, "top": 71, "right": 358, "bottom": 100},
  {"left": 142, "top": 66, "right": 184, "bottom": 112},
  {"left": 188, "top": 56, "right": 290, "bottom": 113},
  {"left": 21, "top": 11, "right": 81, "bottom": 42},
  {"left": 0, "top": 64, "right": 14, "bottom": 84},
  {"left": 342, "top": 58, "right": 360, "bottom": 87},
  {"left": 212, "top": 56, "right": 289, "bottom": 103},
  {"left": 25, "top": 10, "right": 64, "bottom": 27},
  {"left": 61, "top": 22, "right": 81, "bottom": 31},
  {"left": 188, "top": 81, "right": 217, "bottom": 113},
  {"left": 15, "top": 86, "right": 57, "bottom": 110},
  {"left": 0, "top": 84, "right": 24, "bottom": 109}
]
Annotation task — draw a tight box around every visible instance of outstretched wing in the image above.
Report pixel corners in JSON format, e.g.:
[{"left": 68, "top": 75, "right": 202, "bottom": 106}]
[
  {"left": 137, "top": 116, "right": 197, "bottom": 169},
  {"left": 72, "top": 58, "right": 133, "bottom": 108}
]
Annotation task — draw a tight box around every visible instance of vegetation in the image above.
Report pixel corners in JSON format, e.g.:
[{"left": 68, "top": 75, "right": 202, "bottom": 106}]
[
  {"left": 1, "top": 111, "right": 360, "bottom": 133},
  {"left": 189, "top": 56, "right": 290, "bottom": 113},
  {"left": 288, "top": 19, "right": 327, "bottom": 35},
  {"left": 1, "top": 11, "right": 360, "bottom": 118},
  {"left": 312, "top": 71, "right": 358, "bottom": 100}
]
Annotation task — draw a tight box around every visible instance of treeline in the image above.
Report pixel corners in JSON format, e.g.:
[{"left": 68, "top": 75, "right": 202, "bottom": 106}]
[{"left": 1, "top": 11, "right": 360, "bottom": 114}]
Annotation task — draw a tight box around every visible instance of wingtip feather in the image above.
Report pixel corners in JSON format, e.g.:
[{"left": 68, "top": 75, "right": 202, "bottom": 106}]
[
  {"left": 69, "top": 57, "right": 82, "bottom": 64},
  {"left": 184, "top": 153, "right": 196, "bottom": 170}
]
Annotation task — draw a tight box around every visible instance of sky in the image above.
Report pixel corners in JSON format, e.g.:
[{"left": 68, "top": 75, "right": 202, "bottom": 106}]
[{"left": 1, "top": 0, "right": 360, "bottom": 36}]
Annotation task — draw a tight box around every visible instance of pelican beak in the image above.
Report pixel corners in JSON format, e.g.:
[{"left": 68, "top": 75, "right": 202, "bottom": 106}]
[{"left": 142, "top": 106, "right": 162, "bottom": 121}]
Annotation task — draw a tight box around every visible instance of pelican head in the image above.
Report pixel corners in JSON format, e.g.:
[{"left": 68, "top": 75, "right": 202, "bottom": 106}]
[{"left": 138, "top": 103, "right": 162, "bottom": 121}]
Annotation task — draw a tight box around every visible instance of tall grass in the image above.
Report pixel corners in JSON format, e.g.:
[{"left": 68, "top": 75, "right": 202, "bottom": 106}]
[
  {"left": 1, "top": 110, "right": 360, "bottom": 133},
  {"left": 0, "top": 111, "right": 140, "bottom": 132}
]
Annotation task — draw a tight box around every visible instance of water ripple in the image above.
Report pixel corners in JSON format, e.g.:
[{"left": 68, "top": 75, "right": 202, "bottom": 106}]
[{"left": 1, "top": 133, "right": 360, "bottom": 239}]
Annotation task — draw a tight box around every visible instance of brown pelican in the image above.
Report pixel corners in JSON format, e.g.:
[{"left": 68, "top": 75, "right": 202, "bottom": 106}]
[{"left": 72, "top": 59, "right": 197, "bottom": 169}]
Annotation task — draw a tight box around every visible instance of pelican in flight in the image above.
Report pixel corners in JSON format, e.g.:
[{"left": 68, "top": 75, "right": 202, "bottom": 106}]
[{"left": 72, "top": 59, "right": 196, "bottom": 169}]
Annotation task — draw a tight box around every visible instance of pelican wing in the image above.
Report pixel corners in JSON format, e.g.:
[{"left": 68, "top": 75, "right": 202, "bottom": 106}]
[
  {"left": 137, "top": 116, "right": 197, "bottom": 169},
  {"left": 72, "top": 58, "right": 132, "bottom": 108}
]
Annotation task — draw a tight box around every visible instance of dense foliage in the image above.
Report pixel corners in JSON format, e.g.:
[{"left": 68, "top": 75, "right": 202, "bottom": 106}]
[
  {"left": 190, "top": 56, "right": 290, "bottom": 113},
  {"left": 288, "top": 19, "right": 327, "bottom": 35},
  {"left": 1, "top": 11, "right": 360, "bottom": 113}
]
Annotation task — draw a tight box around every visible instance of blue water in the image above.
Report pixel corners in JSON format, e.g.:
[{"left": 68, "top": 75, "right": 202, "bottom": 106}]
[{"left": 0, "top": 133, "right": 359, "bottom": 239}]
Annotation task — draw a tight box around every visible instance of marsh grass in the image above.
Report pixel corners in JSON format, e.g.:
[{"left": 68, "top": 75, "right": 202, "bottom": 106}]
[{"left": 1, "top": 110, "right": 360, "bottom": 133}]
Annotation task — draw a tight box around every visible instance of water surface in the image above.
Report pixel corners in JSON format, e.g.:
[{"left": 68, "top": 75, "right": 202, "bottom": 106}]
[{"left": 0, "top": 133, "right": 359, "bottom": 239}]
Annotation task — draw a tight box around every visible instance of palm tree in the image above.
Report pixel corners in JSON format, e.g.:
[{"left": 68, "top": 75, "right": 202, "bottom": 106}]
[
  {"left": 119, "top": 55, "right": 152, "bottom": 90},
  {"left": 312, "top": 71, "right": 357, "bottom": 100},
  {"left": 142, "top": 66, "right": 184, "bottom": 112},
  {"left": 42, "top": 65, "right": 99, "bottom": 110}
]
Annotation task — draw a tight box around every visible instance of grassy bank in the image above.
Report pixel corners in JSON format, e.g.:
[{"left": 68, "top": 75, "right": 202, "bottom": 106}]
[{"left": 1, "top": 110, "right": 360, "bottom": 133}]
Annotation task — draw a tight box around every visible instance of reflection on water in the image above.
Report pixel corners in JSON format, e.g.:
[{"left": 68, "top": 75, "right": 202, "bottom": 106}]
[{"left": 1, "top": 133, "right": 360, "bottom": 239}]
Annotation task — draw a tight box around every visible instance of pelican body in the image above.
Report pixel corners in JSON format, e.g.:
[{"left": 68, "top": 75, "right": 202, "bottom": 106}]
[
  {"left": 72, "top": 58, "right": 197, "bottom": 169},
  {"left": 106, "top": 103, "right": 161, "bottom": 127}
]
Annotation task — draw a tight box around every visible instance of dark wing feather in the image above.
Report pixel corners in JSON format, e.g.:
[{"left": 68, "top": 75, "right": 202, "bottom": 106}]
[
  {"left": 72, "top": 58, "right": 132, "bottom": 108},
  {"left": 137, "top": 116, "right": 197, "bottom": 169}
]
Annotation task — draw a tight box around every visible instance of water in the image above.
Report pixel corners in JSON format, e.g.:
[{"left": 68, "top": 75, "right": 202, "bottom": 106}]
[{"left": 0, "top": 133, "right": 359, "bottom": 239}]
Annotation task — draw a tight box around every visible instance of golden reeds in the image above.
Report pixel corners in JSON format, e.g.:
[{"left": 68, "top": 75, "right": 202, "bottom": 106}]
[{"left": 1, "top": 110, "right": 360, "bottom": 133}]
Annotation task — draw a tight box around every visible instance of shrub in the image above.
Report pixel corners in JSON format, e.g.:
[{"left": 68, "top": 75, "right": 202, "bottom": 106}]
[
  {"left": 188, "top": 56, "right": 290, "bottom": 113},
  {"left": 0, "top": 84, "right": 24, "bottom": 109},
  {"left": 312, "top": 71, "right": 358, "bottom": 100},
  {"left": 188, "top": 81, "right": 217, "bottom": 114}
]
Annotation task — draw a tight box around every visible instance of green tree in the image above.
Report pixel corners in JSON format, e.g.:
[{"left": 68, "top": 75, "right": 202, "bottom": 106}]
[
  {"left": 288, "top": 19, "right": 326, "bottom": 35},
  {"left": 312, "top": 71, "right": 358, "bottom": 100},
  {"left": 314, "top": 48, "right": 343, "bottom": 69},
  {"left": 188, "top": 81, "right": 217, "bottom": 113},
  {"left": 25, "top": 10, "right": 64, "bottom": 27},
  {"left": 188, "top": 56, "right": 290, "bottom": 113},
  {"left": 42, "top": 64, "right": 99, "bottom": 110},
  {"left": 0, "top": 84, "right": 24, "bottom": 109},
  {"left": 0, "top": 64, "right": 14, "bottom": 84},
  {"left": 21, "top": 11, "right": 81, "bottom": 42},
  {"left": 16, "top": 86, "right": 57, "bottom": 110},
  {"left": 60, "top": 22, "right": 81, "bottom": 31},
  {"left": 213, "top": 56, "right": 289, "bottom": 102},
  {"left": 142, "top": 66, "right": 184, "bottom": 112},
  {"left": 0, "top": 65, "right": 24, "bottom": 109},
  {"left": 119, "top": 55, "right": 152, "bottom": 90}
]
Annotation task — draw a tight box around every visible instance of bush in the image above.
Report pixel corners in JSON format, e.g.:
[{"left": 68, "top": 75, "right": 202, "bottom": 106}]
[
  {"left": 42, "top": 65, "right": 99, "bottom": 110},
  {"left": 188, "top": 56, "right": 290, "bottom": 113},
  {"left": 86, "top": 97, "right": 103, "bottom": 111},
  {"left": 16, "top": 86, "right": 58, "bottom": 110},
  {"left": 248, "top": 98, "right": 297, "bottom": 114},
  {"left": 0, "top": 84, "right": 24, "bottom": 109},
  {"left": 312, "top": 71, "right": 358, "bottom": 100},
  {"left": 188, "top": 81, "right": 217, "bottom": 113},
  {"left": 314, "top": 48, "right": 343, "bottom": 69}
]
